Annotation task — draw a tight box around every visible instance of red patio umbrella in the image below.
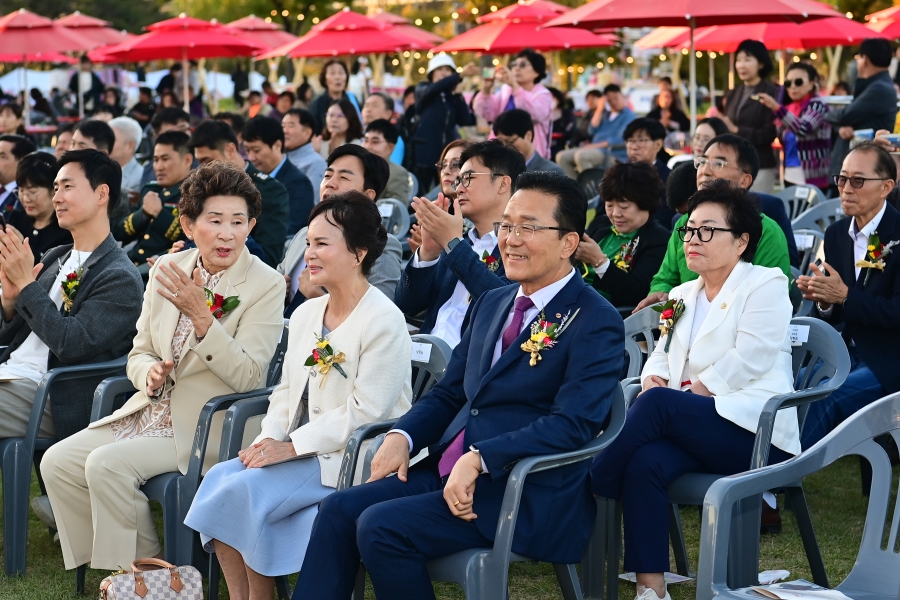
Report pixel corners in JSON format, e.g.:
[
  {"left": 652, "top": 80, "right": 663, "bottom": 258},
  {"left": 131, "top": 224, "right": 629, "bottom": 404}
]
[
  {"left": 477, "top": 0, "right": 571, "bottom": 23},
  {"left": 371, "top": 11, "right": 445, "bottom": 46},
  {"left": 56, "top": 12, "right": 134, "bottom": 48},
  {"left": 0, "top": 51, "right": 76, "bottom": 63},
  {"left": 225, "top": 15, "right": 299, "bottom": 50},
  {"left": 432, "top": 20, "right": 616, "bottom": 53},
  {"left": 256, "top": 8, "right": 433, "bottom": 59},
  {"left": 865, "top": 17, "right": 900, "bottom": 39}
]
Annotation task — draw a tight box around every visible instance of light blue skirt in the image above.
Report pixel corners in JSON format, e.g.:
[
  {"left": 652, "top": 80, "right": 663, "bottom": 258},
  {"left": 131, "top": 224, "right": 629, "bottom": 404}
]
[{"left": 184, "top": 456, "right": 333, "bottom": 576}]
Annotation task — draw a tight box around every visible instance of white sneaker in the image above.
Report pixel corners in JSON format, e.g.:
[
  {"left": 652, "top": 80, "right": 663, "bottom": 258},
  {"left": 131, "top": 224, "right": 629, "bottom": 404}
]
[
  {"left": 30, "top": 495, "right": 56, "bottom": 530},
  {"left": 634, "top": 586, "right": 672, "bottom": 600}
]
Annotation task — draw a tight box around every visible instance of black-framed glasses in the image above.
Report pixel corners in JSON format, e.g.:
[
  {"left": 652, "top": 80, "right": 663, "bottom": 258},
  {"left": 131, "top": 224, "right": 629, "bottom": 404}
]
[
  {"left": 453, "top": 171, "right": 496, "bottom": 189},
  {"left": 783, "top": 78, "right": 808, "bottom": 88},
  {"left": 833, "top": 174, "right": 890, "bottom": 189},
  {"left": 435, "top": 159, "right": 461, "bottom": 172},
  {"left": 676, "top": 225, "right": 735, "bottom": 243},
  {"left": 493, "top": 221, "right": 572, "bottom": 241}
]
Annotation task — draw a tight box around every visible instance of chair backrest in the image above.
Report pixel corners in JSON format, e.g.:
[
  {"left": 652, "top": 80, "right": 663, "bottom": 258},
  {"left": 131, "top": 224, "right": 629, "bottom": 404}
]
[
  {"left": 791, "top": 199, "right": 845, "bottom": 235},
  {"left": 790, "top": 266, "right": 813, "bottom": 317},
  {"left": 775, "top": 185, "right": 825, "bottom": 220},
  {"left": 788, "top": 316, "right": 852, "bottom": 427},
  {"left": 409, "top": 334, "right": 452, "bottom": 402},
  {"left": 376, "top": 198, "right": 411, "bottom": 239},
  {"left": 266, "top": 320, "right": 290, "bottom": 387},
  {"left": 623, "top": 306, "right": 661, "bottom": 378},
  {"left": 792, "top": 228, "right": 826, "bottom": 277},
  {"left": 577, "top": 167, "right": 606, "bottom": 200},
  {"left": 407, "top": 171, "right": 419, "bottom": 202}
]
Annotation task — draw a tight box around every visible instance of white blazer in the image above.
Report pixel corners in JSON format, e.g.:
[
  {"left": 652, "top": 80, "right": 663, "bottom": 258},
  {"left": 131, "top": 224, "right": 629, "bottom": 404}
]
[
  {"left": 256, "top": 285, "right": 413, "bottom": 487},
  {"left": 641, "top": 261, "right": 800, "bottom": 455}
]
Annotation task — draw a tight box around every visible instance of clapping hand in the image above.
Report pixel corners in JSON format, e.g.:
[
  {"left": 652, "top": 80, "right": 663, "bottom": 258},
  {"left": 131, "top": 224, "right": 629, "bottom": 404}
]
[
  {"left": 407, "top": 223, "right": 423, "bottom": 255},
  {"left": 412, "top": 193, "right": 464, "bottom": 261},
  {"left": 796, "top": 261, "right": 848, "bottom": 309},
  {"left": 367, "top": 432, "right": 410, "bottom": 483},
  {"left": 146, "top": 359, "right": 174, "bottom": 396},
  {"left": 0, "top": 229, "right": 42, "bottom": 297}
]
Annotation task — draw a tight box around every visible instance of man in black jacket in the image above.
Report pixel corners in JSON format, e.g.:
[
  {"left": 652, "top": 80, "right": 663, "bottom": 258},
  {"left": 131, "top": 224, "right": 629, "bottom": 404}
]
[
  {"left": 798, "top": 143, "right": 900, "bottom": 448},
  {"left": 0, "top": 149, "right": 143, "bottom": 440}
]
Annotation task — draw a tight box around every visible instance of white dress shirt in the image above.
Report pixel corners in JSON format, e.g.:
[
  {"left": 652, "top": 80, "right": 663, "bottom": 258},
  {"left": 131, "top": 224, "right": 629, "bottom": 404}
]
[
  {"left": 412, "top": 228, "right": 498, "bottom": 348},
  {"left": 849, "top": 201, "right": 887, "bottom": 279}
]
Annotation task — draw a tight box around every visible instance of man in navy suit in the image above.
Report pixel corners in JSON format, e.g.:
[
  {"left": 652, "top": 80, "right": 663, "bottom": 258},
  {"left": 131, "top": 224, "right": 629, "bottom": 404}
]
[
  {"left": 798, "top": 142, "right": 900, "bottom": 448},
  {"left": 395, "top": 140, "right": 524, "bottom": 347},
  {"left": 293, "top": 171, "right": 625, "bottom": 600}
]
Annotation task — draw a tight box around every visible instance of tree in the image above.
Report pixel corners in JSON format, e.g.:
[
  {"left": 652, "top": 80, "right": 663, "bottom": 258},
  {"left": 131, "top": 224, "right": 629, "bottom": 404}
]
[{"left": 167, "top": 0, "right": 336, "bottom": 34}]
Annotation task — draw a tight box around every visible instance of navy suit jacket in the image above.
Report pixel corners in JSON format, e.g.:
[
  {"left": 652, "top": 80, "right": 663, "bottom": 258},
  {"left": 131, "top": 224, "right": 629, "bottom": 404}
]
[
  {"left": 815, "top": 203, "right": 900, "bottom": 393},
  {"left": 274, "top": 158, "right": 315, "bottom": 236},
  {"left": 394, "top": 238, "right": 511, "bottom": 336},
  {"left": 395, "top": 274, "right": 625, "bottom": 564}
]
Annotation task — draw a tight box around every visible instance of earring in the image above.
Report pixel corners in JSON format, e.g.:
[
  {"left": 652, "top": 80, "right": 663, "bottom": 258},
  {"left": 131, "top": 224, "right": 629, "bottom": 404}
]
[{"left": 187, "top": 236, "right": 193, "bottom": 241}]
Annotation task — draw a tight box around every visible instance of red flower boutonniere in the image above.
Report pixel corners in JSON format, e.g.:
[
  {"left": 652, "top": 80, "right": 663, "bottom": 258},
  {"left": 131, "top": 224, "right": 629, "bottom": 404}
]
[
  {"left": 481, "top": 250, "right": 499, "bottom": 272},
  {"left": 613, "top": 236, "right": 640, "bottom": 272},
  {"left": 520, "top": 308, "right": 581, "bottom": 366},
  {"left": 304, "top": 334, "right": 347, "bottom": 387},
  {"left": 653, "top": 298, "right": 686, "bottom": 353},
  {"left": 856, "top": 231, "right": 899, "bottom": 286},
  {"left": 60, "top": 267, "right": 83, "bottom": 313},
  {"left": 205, "top": 288, "right": 240, "bottom": 320}
]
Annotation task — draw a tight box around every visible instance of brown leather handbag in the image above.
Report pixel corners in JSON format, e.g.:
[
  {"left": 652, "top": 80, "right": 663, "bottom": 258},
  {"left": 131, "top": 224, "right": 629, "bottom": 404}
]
[{"left": 99, "top": 558, "right": 203, "bottom": 600}]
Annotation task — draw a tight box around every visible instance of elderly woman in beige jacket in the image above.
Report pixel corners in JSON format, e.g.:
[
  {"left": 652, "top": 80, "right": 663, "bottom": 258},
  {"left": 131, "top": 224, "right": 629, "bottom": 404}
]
[
  {"left": 185, "top": 191, "right": 412, "bottom": 600},
  {"left": 40, "top": 161, "right": 286, "bottom": 572}
]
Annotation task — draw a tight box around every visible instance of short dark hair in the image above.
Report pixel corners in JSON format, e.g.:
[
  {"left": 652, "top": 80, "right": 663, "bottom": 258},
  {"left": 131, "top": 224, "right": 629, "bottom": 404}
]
[
  {"left": 459, "top": 139, "right": 527, "bottom": 193},
  {"left": 213, "top": 112, "right": 246, "bottom": 136},
  {"left": 658, "top": 76, "right": 673, "bottom": 85},
  {"left": 74, "top": 119, "right": 116, "bottom": 154},
  {"left": 151, "top": 107, "right": 190, "bottom": 134},
  {"left": 514, "top": 48, "right": 546, "bottom": 84},
  {"left": 686, "top": 178, "right": 762, "bottom": 262},
  {"left": 586, "top": 89, "right": 603, "bottom": 99},
  {"left": 242, "top": 116, "right": 285, "bottom": 149},
  {"left": 514, "top": 171, "right": 587, "bottom": 264},
  {"left": 16, "top": 151, "right": 57, "bottom": 190},
  {"left": 307, "top": 191, "right": 388, "bottom": 276},
  {"left": 56, "top": 149, "right": 122, "bottom": 217},
  {"left": 365, "top": 119, "right": 399, "bottom": 145},
  {"left": 696, "top": 117, "right": 729, "bottom": 137},
  {"left": 285, "top": 108, "right": 321, "bottom": 136},
  {"left": 736, "top": 39, "right": 774, "bottom": 79},
  {"left": 0, "top": 103, "right": 22, "bottom": 119},
  {"left": 623, "top": 117, "right": 667, "bottom": 142},
  {"left": 248, "top": 91, "right": 262, "bottom": 99},
  {"left": 599, "top": 161, "right": 662, "bottom": 214},
  {"left": 138, "top": 86, "right": 152, "bottom": 97},
  {"left": 705, "top": 133, "right": 760, "bottom": 182},
  {"left": 179, "top": 161, "right": 263, "bottom": 221},
  {"left": 322, "top": 97, "right": 363, "bottom": 143},
  {"left": 278, "top": 90, "right": 296, "bottom": 104},
  {"left": 189, "top": 119, "right": 239, "bottom": 153},
  {"left": 850, "top": 141, "right": 898, "bottom": 181},
  {"left": 786, "top": 62, "right": 819, "bottom": 86},
  {"left": 492, "top": 108, "right": 534, "bottom": 138},
  {"left": 318, "top": 59, "right": 349, "bottom": 89},
  {"left": 0, "top": 134, "right": 36, "bottom": 160},
  {"left": 666, "top": 160, "right": 698, "bottom": 212},
  {"left": 403, "top": 85, "right": 415, "bottom": 98},
  {"left": 369, "top": 92, "right": 394, "bottom": 115},
  {"left": 859, "top": 38, "right": 893, "bottom": 68},
  {"left": 603, "top": 83, "right": 621, "bottom": 95},
  {"left": 55, "top": 122, "right": 76, "bottom": 137},
  {"left": 326, "top": 144, "right": 389, "bottom": 198},
  {"left": 155, "top": 130, "right": 192, "bottom": 156}
]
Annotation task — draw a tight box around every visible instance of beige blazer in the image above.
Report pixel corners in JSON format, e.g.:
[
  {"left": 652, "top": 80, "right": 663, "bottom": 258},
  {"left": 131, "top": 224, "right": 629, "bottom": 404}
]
[
  {"left": 255, "top": 285, "right": 413, "bottom": 487},
  {"left": 91, "top": 247, "right": 286, "bottom": 474},
  {"left": 641, "top": 261, "right": 800, "bottom": 455}
]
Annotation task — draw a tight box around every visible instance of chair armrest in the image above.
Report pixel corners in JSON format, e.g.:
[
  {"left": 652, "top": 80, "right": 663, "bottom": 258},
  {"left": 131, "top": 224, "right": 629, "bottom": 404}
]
[
  {"left": 219, "top": 395, "right": 273, "bottom": 462},
  {"left": 337, "top": 419, "right": 399, "bottom": 491},
  {"left": 90, "top": 375, "right": 138, "bottom": 423},
  {"left": 750, "top": 386, "right": 835, "bottom": 469}
]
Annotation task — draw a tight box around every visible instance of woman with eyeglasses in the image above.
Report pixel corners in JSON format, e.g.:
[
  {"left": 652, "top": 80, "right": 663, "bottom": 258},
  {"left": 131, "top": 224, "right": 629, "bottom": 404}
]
[
  {"left": 720, "top": 39, "right": 781, "bottom": 194},
  {"left": 473, "top": 48, "right": 553, "bottom": 159},
  {"left": 590, "top": 179, "right": 797, "bottom": 600},
  {"left": 407, "top": 140, "right": 472, "bottom": 254},
  {"left": 317, "top": 98, "right": 364, "bottom": 160},
  {"left": 754, "top": 62, "right": 832, "bottom": 188},
  {"left": 8, "top": 152, "right": 72, "bottom": 260}
]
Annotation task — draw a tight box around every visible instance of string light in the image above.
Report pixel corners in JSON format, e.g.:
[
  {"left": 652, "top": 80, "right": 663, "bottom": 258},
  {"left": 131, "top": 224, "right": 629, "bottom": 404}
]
[
  {"left": 710, "top": 52, "right": 717, "bottom": 59},
  {"left": 415, "top": 18, "right": 423, "bottom": 25},
  {"left": 567, "top": 66, "right": 574, "bottom": 72},
  {"left": 270, "top": 10, "right": 277, "bottom": 16},
  {"left": 471, "top": 7, "right": 479, "bottom": 14},
  {"left": 414, "top": 52, "right": 421, "bottom": 59},
  {"left": 433, "top": 16, "right": 440, "bottom": 23},
  {"left": 452, "top": 12, "right": 459, "bottom": 19},
  {"left": 418, "top": 67, "right": 426, "bottom": 73},
  {"left": 492, "top": 58, "right": 500, "bottom": 65},
  {"left": 681, "top": 48, "right": 689, "bottom": 55},
  {"left": 403, "top": 51, "right": 410, "bottom": 57},
  {"left": 792, "top": 55, "right": 801, "bottom": 62},
  {"left": 577, "top": 66, "right": 584, "bottom": 73},
  {"left": 392, "top": 58, "right": 400, "bottom": 66},
  {"left": 281, "top": 10, "right": 289, "bottom": 17},
  {"left": 845, "top": 11, "right": 853, "bottom": 18},
  {"left": 490, "top": 5, "right": 498, "bottom": 11},
  {"left": 558, "top": 68, "right": 565, "bottom": 75},
  {"left": 297, "top": 14, "right": 304, "bottom": 20},
  {"left": 427, "top": 52, "right": 434, "bottom": 58},
  {"left": 626, "top": 56, "right": 634, "bottom": 63},
  {"left": 810, "top": 52, "right": 818, "bottom": 60},
  {"left": 607, "top": 56, "right": 614, "bottom": 63},
  {"left": 596, "top": 62, "right": 603, "bottom": 68},
  {"left": 265, "top": 17, "right": 272, "bottom": 23},
  {"left": 659, "top": 54, "right": 666, "bottom": 61},
  {"left": 695, "top": 51, "right": 702, "bottom": 58},
  {"left": 312, "top": 17, "right": 319, "bottom": 23}
]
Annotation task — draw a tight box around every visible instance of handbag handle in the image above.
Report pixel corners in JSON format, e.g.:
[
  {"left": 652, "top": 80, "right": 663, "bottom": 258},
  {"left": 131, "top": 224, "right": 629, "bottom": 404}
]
[{"left": 130, "top": 558, "right": 184, "bottom": 597}]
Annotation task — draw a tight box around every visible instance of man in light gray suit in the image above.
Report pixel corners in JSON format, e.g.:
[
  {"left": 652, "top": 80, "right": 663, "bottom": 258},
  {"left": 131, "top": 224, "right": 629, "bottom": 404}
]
[
  {"left": 279, "top": 144, "right": 401, "bottom": 317},
  {"left": 493, "top": 109, "right": 567, "bottom": 176},
  {"left": 0, "top": 149, "right": 143, "bottom": 441}
]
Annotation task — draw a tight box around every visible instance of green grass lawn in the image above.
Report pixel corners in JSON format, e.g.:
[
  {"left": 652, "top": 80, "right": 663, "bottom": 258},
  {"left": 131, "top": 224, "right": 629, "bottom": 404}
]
[{"left": 0, "top": 456, "right": 876, "bottom": 600}]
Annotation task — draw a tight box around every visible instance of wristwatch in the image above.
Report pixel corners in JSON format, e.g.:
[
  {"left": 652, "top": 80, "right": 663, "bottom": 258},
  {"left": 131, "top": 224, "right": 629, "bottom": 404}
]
[{"left": 445, "top": 236, "right": 465, "bottom": 253}]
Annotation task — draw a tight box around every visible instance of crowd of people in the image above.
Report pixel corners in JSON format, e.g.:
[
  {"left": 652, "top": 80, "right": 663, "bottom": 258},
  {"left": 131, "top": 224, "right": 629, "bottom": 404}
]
[{"left": 0, "top": 37, "right": 896, "bottom": 600}]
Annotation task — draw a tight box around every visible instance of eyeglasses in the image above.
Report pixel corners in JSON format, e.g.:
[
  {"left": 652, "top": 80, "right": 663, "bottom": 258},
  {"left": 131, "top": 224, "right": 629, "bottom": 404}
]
[
  {"left": 510, "top": 60, "right": 530, "bottom": 69},
  {"left": 694, "top": 157, "right": 734, "bottom": 171},
  {"left": 453, "top": 171, "right": 496, "bottom": 189},
  {"left": 833, "top": 174, "right": 890, "bottom": 189},
  {"left": 676, "top": 225, "right": 735, "bottom": 243},
  {"left": 784, "top": 78, "right": 809, "bottom": 88},
  {"left": 626, "top": 137, "right": 654, "bottom": 145},
  {"left": 435, "top": 159, "right": 461, "bottom": 172},
  {"left": 493, "top": 221, "right": 571, "bottom": 241}
]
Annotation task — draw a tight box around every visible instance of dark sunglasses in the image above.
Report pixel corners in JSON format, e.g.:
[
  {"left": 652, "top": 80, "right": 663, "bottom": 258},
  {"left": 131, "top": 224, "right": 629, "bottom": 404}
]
[{"left": 783, "top": 78, "right": 809, "bottom": 88}]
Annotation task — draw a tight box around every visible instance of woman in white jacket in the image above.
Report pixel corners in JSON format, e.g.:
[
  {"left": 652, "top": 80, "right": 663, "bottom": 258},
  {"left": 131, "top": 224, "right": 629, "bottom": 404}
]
[
  {"left": 590, "top": 180, "right": 797, "bottom": 600},
  {"left": 185, "top": 192, "right": 412, "bottom": 600}
]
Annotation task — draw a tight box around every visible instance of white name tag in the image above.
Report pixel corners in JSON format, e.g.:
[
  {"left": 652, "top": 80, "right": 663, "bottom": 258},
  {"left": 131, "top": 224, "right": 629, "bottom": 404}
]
[
  {"left": 794, "top": 234, "right": 815, "bottom": 251},
  {"left": 378, "top": 204, "right": 394, "bottom": 218},
  {"left": 789, "top": 324, "right": 810, "bottom": 347},
  {"left": 411, "top": 342, "right": 432, "bottom": 363},
  {"left": 794, "top": 186, "right": 809, "bottom": 199}
]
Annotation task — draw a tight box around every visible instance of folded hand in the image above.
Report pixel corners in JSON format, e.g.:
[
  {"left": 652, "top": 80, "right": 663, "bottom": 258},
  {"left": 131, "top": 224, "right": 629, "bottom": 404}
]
[
  {"left": 443, "top": 451, "right": 481, "bottom": 521},
  {"left": 240, "top": 438, "right": 296, "bottom": 468},
  {"left": 367, "top": 432, "right": 410, "bottom": 483}
]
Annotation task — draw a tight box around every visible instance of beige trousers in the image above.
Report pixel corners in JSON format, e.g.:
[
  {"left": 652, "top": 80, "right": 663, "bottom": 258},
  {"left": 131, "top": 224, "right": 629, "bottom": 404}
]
[{"left": 40, "top": 424, "right": 178, "bottom": 570}]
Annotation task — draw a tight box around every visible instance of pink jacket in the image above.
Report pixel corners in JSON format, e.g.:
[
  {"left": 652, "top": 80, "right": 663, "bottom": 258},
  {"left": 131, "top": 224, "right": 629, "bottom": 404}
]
[{"left": 473, "top": 83, "right": 553, "bottom": 159}]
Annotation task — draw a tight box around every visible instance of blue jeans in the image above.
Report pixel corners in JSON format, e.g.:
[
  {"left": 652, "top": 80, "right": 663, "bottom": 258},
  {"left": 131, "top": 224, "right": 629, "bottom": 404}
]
[{"left": 801, "top": 350, "right": 886, "bottom": 450}]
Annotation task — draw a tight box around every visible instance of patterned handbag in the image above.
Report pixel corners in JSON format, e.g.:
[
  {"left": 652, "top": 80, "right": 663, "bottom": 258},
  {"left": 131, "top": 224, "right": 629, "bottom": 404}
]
[{"left": 99, "top": 558, "right": 203, "bottom": 600}]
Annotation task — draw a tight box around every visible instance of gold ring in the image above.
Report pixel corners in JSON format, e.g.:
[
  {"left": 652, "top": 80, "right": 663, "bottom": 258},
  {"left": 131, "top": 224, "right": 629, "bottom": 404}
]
[{"left": 454, "top": 501, "right": 460, "bottom": 506}]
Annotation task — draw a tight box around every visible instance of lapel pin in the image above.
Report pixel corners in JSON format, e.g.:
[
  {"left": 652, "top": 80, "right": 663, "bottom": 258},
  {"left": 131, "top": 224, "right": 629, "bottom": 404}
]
[
  {"left": 720, "top": 302, "right": 727, "bottom": 309},
  {"left": 556, "top": 313, "right": 561, "bottom": 318}
]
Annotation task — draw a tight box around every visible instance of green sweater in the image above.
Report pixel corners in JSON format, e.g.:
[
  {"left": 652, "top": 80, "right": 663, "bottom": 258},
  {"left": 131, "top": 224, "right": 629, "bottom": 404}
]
[{"left": 649, "top": 212, "right": 792, "bottom": 294}]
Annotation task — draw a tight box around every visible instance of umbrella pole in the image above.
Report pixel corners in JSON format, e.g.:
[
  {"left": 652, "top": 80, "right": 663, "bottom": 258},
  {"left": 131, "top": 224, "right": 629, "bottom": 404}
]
[
  {"left": 23, "top": 58, "right": 30, "bottom": 128},
  {"left": 78, "top": 58, "right": 84, "bottom": 119},
  {"left": 728, "top": 53, "right": 735, "bottom": 90},
  {"left": 689, "top": 19, "right": 696, "bottom": 133},
  {"left": 212, "top": 59, "right": 219, "bottom": 115},
  {"left": 182, "top": 48, "right": 190, "bottom": 114},
  {"left": 779, "top": 45, "right": 785, "bottom": 83},
  {"left": 708, "top": 53, "right": 715, "bottom": 114}
]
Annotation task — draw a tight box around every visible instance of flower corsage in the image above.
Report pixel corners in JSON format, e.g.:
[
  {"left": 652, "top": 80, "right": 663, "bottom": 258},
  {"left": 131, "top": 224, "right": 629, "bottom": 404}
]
[
  {"left": 653, "top": 298, "right": 685, "bottom": 353},
  {"left": 856, "top": 231, "right": 899, "bottom": 286},
  {"left": 520, "top": 308, "right": 580, "bottom": 367},
  {"left": 481, "top": 250, "right": 499, "bottom": 272},
  {"left": 60, "top": 267, "right": 83, "bottom": 313},
  {"left": 205, "top": 288, "right": 240, "bottom": 320},
  {"left": 613, "top": 236, "right": 640, "bottom": 272},
  {"left": 304, "top": 334, "right": 347, "bottom": 387}
]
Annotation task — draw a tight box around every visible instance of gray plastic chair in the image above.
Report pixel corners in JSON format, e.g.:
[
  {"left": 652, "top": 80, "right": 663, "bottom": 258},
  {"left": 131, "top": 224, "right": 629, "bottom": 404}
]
[
  {"left": 791, "top": 199, "right": 845, "bottom": 235},
  {"left": 623, "top": 306, "right": 660, "bottom": 379},
  {"left": 792, "top": 228, "right": 826, "bottom": 277},
  {"left": 696, "top": 392, "right": 900, "bottom": 600},
  {"left": 266, "top": 319, "right": 291, "bottom": 387},
  {"left": 1, "top": 356, "right": 128, "bottom": 576},
  {"left": 775, "top": 185, "right": 825, "bottom": 221},
  {"left": 376, "top": 198, "right": 412, "bottom": 239},
  {"left": 601, "top": 317, "right": 851, "bottom": 598},
  {"left": 408, "top": 171, "right": 420, "bottom": 201}
]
